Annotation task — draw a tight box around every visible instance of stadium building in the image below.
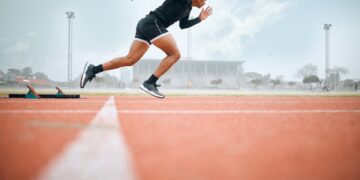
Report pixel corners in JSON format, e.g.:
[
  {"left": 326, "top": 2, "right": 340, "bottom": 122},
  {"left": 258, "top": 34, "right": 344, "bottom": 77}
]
[{"left": 132, "top": 59, "right": 245, "bottom": 89}]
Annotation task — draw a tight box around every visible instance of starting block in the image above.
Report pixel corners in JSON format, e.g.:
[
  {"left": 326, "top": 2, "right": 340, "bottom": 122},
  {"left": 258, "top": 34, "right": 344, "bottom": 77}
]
[{"left": 9, "top": 85, "right": 80, "bottom": 99}]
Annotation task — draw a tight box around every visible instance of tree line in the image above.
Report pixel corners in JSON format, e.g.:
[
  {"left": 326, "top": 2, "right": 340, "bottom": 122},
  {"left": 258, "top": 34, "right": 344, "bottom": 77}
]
[{"left": 0, "top": 67, "right": 49, "bottom": 82}]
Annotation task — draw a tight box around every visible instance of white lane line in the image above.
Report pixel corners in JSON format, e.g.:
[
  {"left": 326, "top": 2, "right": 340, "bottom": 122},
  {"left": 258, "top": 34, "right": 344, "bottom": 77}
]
[
  {"left": 118, "top": 101, "right": 360, "bottom": 104},
  {"left": 117, "top": 109, "right": 360, "bottom": 114},
  {"left": 1, "top": 109, "right": 360, "bottom": 115},
  {"left": 0, "top": 100, "right": 107, "bottom": 103},
  {"left": 0, "top": 110, "right": 98, "bottom": 114},
  {"left": 1, "top": 100, "right": 360, "bottom": 104},
  {"left": 37, "top": 96, "right": 135, "bottom": 180}
]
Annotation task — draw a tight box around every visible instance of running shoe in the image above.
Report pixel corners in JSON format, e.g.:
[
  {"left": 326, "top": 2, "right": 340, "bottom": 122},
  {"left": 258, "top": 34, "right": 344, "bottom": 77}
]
[
  {"left": 140, "top": 81, "right": 165, "bottom": 98},
  {"left": 80, "top": 61, "right": 96, "bottom": 88}
]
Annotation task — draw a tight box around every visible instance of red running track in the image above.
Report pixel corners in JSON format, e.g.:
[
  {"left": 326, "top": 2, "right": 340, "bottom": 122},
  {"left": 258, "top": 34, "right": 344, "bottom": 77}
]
[{"left": 0, "top": 96, "right": 360, "bottom": 180}]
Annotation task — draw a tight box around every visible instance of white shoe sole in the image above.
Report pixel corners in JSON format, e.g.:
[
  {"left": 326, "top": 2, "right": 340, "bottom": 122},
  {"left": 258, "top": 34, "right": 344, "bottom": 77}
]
[
  {"left": 140, "top": 84, "right": 165, "bottom": 99},
  {"left": 80, "top": 61, "right": 89, "bottom": 88}
]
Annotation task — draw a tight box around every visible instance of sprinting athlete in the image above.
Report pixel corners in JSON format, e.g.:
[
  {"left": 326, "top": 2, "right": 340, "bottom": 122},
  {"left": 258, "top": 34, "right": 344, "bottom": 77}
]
[{"left": 80, "top": 0, "right": 213, "bottom": 98}]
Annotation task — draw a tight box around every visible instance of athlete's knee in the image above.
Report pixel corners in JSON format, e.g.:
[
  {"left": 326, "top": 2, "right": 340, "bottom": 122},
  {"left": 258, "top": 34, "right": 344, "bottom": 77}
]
[
  {"left": 173, "top": 51, "right": 181, "bottom": 60},
  {"left": 125, "top": 55, "right": 140, "bottom": 66},
  {"left": 167, "top": 51, "right": 181, "bottom": 61}
]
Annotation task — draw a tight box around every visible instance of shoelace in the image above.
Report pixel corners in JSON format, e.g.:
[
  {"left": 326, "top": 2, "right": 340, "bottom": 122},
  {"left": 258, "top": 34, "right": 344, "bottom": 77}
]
[{"left": 152, "top": 84, "right": 161, "bottom": 91}]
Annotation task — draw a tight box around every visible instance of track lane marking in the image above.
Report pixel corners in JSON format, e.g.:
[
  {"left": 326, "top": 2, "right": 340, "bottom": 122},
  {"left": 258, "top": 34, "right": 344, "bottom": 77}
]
[
  {"left": 1, "top": 100, "right": 360, "bottom": 104},
  {"left": 1, "top": 109, "right": 360, "bottom": 114},
  {"left": 0, "top": 110, "right": 99, "bottom": 113},
  {"left": 117, "top": 109, "right": 360, "bottom": 114},
  {"left": 37, "top": 96, "right": 135, "bottom": 180}
]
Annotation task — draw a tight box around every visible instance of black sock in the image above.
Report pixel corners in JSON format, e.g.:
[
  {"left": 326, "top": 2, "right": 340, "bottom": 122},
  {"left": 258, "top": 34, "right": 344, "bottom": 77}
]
[
  {"left": 92, "top": 64, "right": 103, "bottom": 74},
  {"left": 146, "top": 74, "right": 158, "bottom": 84}
]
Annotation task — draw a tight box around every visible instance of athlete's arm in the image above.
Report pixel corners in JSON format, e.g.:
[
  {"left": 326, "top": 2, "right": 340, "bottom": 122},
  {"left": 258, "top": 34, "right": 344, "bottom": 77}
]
[
  {"left": 179, "top": 6, "right": 213, "bottom": 29},
  {"left": 179, "top": 15, "right": 201, "bottom": 29}
]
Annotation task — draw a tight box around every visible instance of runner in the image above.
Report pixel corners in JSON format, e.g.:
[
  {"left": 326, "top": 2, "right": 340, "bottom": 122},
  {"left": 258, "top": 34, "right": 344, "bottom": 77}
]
[{"left": 80, "top": 0, "right": 213, "bottom": 98}]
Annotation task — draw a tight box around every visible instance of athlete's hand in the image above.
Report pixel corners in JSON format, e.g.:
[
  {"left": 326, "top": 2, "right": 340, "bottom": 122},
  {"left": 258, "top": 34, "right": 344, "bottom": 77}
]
[{"left": 199, "top": 6, "right": 213, "bottom": 21}]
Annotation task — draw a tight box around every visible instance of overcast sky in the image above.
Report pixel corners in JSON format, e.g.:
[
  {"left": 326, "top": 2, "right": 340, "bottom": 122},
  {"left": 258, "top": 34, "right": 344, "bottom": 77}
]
[{"left": 1, "top": 0, "right": 359, "bottom": 81}]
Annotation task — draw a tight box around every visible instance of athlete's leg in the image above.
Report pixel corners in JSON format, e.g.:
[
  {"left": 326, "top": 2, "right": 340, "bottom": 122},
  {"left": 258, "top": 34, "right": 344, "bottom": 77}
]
[
  {"left": 152, "top": 34, "right": 181, "bottom": 78},
  {"left": 139, "top": 34, "right": 179, "bottom": 98},
  {"left": 102, "top": 40, "right": 149, "bottom": 71},
  {"left": 80, "top": 40, "right": 149, "bottom": 88}
]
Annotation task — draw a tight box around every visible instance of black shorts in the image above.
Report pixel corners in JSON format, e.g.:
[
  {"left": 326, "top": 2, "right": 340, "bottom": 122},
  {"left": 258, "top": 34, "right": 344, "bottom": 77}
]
[{"left": 135, "top": 14, "right": 169, "bottom": 46}]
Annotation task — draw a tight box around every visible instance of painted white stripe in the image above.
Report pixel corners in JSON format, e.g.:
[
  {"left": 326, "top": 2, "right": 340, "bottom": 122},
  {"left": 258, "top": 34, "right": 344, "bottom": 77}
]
[
  {"left": 150, "top": 32, "right": 170, "bottom": 43},
  {"left": 2, "top": 100, "right": 360, "bottom": 104},
  {"left": 0, "top": 100, "right": 108, "bottom": 103},
  {"left": 0, "top": 110, "right": 98, "bottom": 114},
  {"left": 134, "top": 38, "right": 150, "bottom": 46},
  {"left": 1, "top": 109, "right": 359, "bottom": 114},
  {"left": 119, "top": 101, "right": 360, "bottom": 104},
  {"left": 117, "top": 109, "right": 360, "bottom": 114},
  {"left": 38, "top": 96, "right": 135, "bottom": 180}
]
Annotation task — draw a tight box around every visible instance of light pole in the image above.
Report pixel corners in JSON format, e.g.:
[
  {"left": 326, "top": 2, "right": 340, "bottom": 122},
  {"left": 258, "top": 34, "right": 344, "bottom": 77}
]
[
  {"left": 66, "top": 11, "right": 75, "bottom": 87},
  {"left": 324, "top": 24, "right": 331, "bottom": 84},
  {"left": 187, "top": 27, "right": 191, "bottom": 88},
  {"left": 268, "top": 54, "right": 272, "bottom": 77}
]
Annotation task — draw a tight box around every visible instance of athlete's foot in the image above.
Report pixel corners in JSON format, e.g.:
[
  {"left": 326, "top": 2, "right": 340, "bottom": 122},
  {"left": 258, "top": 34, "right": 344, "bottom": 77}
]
[
  {"left": 140, "top": 81, "right": 165, "bottom": 99},
  {"left": 80, "top": 61, "right": 96, "bottom": 88}
]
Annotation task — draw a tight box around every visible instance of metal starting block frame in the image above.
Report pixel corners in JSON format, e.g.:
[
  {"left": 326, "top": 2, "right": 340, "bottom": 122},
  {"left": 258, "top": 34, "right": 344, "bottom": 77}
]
[{"left": 9, "top": 85, "right": 80, "bottom": 99}]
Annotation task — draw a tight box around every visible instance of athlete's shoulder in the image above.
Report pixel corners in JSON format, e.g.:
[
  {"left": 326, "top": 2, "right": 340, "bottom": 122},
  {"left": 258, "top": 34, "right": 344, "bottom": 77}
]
[{"left": 177, "top": 0, "right": 192, "bottom": 5}]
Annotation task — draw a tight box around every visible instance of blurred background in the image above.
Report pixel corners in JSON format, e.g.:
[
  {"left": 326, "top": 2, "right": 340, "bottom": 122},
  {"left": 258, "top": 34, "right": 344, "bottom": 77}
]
[{"left": 0, "top": 0, "right": 359, "bottom": 92}]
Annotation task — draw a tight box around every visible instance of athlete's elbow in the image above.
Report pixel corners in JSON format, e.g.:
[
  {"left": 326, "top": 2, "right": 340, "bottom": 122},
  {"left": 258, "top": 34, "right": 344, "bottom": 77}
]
[{"left": 179, "top": 24, "right": 188, "bottom": 29}]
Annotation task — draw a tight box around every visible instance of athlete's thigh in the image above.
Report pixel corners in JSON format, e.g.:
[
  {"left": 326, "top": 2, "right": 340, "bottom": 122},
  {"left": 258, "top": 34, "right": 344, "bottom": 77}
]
[
  {"left": 152, "top": 33, "right": 180, "bottom": 55},
  {"left": 127, "top": 40, "right": 150, "bottom": 60}
]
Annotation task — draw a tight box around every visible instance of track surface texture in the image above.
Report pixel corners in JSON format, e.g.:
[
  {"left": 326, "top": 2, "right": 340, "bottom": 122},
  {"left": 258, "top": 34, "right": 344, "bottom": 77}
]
[{"left": 1, "top": 96, "right": 360, "bottom": 180}]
